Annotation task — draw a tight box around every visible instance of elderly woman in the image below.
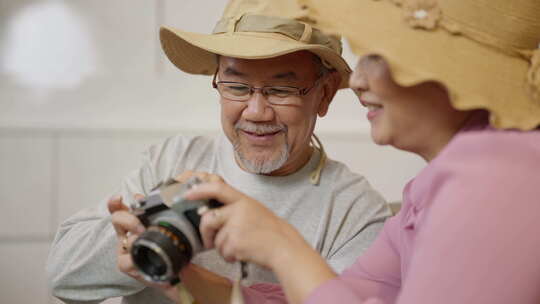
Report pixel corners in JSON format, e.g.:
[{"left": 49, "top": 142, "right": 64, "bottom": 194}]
[{"left": 185, "top": 0, "right": 540, "bottom": 303}]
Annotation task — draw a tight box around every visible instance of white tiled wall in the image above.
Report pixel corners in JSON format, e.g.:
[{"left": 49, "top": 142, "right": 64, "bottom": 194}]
[
  {"left": 55, "top": 132, "right": 171, "bottom": 225},
  {"left": 0, "top": 242, "right": 52, "bottom": 304},
  {"left": 0, "top": 133, "right": 55, "bottom": 239}
]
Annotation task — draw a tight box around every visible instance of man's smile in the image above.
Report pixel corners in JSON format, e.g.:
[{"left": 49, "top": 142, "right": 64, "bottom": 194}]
[{"left": 240, "top": 129, "right": 283, "bottom": 145}]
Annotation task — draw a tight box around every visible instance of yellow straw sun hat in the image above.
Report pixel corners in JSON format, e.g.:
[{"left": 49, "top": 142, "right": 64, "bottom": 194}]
[
  {"left": 159, "top": 0, "right": 351, "bottom": 88},
  {"left": 300, "top": 0, "right": 540, "bottom": 130}
]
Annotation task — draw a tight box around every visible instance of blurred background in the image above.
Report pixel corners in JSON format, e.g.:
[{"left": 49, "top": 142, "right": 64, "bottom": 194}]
[{"left": 0, "top": 0, "right": 424, "bottom": 303}]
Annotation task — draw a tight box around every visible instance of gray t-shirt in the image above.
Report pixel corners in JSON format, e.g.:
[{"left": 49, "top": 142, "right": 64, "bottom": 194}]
[{"left": 47, "top": 135, "right": 390, "bottom": 304}]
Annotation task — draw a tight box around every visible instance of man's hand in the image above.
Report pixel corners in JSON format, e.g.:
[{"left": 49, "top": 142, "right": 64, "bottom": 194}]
[
  {"left": 108, "top": 195, "right": 145, "bottom": 277},
  {"left": 107, "top": 171, "right": 233, "bottom": 304},
  {"left": 107, "top": 195, "right": 182, "bottom": 302}
]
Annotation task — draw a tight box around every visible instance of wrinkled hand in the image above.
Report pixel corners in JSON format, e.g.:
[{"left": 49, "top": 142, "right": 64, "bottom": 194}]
[
  {"left": 185, "top": 180, "right": 307, "bottom": 270},
  {"left": 107, "top": 195, "right": 181, "bottom": 302},
  {"left": 108, "top": 195, "right": 145, "bottom": 278},
  {"left": 107, "top": 169, "right": 223, "bottom": 276}
]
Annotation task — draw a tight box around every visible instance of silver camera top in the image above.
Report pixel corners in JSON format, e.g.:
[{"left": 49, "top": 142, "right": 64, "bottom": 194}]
[{"left": 130, "top": 176, "right": 204, "bottom": 215}]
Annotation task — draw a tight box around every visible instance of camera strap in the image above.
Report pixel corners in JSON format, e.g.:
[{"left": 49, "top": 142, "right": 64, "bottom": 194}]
[
  {"left": 178, "top": 284, "right": 195, "bottom": 303},
  {"left": 231, "top": 262, "right": 248, "bottom": 304},
  {"left": 309, "top": 134, "right": 327, "bottom": 186}
]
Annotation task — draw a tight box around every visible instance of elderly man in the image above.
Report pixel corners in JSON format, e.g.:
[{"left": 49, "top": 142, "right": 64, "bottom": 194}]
[{"left": 46, "top": 0, "right": 390, "bottom": 303}]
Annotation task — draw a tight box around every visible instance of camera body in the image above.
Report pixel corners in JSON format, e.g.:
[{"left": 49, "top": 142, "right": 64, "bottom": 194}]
[{"left": 129, "top": 177, "right": 222, "bottom": 284}]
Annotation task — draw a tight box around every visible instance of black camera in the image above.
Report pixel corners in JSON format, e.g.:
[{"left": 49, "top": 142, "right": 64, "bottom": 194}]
[{"left": 129, "top": 177, "right": 222, "bottom": 284}]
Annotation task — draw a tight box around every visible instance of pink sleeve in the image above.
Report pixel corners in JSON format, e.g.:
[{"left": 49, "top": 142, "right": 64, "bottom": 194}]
[
  {"left": 305, "top": 215, "right": 402, "bottom": 304},
  {"left": 397, "top": 132, "right": 540, "bottom": 303},
  {"left": 248, "top": 216, "right": 402, "bottom": 304}
]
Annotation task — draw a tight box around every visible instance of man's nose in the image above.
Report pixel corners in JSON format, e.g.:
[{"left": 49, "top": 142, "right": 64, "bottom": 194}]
[{"left": 241, "top": 91, "right": 275, "bottom": 122}]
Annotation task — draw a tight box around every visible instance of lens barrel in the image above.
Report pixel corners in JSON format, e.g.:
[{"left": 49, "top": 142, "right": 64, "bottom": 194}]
[{"left": 131, "top": 224, "right": 193, "bottom": 283}]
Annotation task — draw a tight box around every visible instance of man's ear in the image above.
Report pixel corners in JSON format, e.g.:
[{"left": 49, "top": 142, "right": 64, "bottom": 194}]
[{"left": 317, "top": 71, "right": 341, "bottom": 117}]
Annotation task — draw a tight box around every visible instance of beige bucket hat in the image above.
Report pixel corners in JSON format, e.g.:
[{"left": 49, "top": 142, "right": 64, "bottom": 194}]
[
  {"left": 300, "top": 0, "right": 540, "bottom": 130},
  {"left": 159, "top": 0, "right": 351, "bottom": 88}
]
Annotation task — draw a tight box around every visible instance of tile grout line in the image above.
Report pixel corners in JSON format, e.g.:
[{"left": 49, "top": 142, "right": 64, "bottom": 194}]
[
  {"left": 49, "top": 132, "right": 60, "bottom": 241},
  {"left": 48, "top": 131, "right": 60, "bottom": 304}
]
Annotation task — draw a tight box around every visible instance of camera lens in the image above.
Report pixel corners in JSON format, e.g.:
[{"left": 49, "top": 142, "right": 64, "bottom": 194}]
[
  {"left": 134, "top": 246, "right": 167, "bottom": 276},
  {"left": 131, "top": 224, "right": 193, "bottom": 282}
]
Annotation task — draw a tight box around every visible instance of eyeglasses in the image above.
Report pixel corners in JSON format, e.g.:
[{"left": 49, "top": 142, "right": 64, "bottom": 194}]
[{"left": 212, "top": 71, "right": 320, "bottom": 106}]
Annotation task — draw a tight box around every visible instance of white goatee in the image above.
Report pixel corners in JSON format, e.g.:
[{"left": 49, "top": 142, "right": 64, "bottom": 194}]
[{"left": 233, "top": 121, "right": 289, "bottom": 174}]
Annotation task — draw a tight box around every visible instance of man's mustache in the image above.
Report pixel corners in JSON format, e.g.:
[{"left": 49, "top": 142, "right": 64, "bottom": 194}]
[{"left": 234, "top": 121, "right": 287, "bottom": 135}]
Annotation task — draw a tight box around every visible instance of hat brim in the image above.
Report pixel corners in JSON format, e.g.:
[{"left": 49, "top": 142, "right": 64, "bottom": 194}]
[
  {"left": 301, "top": 0, "right": 540, "bottom": 130},
  {"left": 160, "top": 26, "right": 351, "bottom": 88}
]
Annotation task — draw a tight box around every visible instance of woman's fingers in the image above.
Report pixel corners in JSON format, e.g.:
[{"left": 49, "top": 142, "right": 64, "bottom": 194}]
[
  {"left": 174, "top": 170, "right": 195, "bottom": 183},
  {"left": 214, "top": 224, "right": 229, "bottom": 257},
  {"left": 185, "top": 181, "right": 245, "bottom": 206},
  {"left": 214, "top": 226, "right": 240, "bottom": 264},
  {"left": 175, "top": 170, "right": 224, "bottom": 184},
  {"left": 199, "top": 206, "right": 231, "bottom": 248}
]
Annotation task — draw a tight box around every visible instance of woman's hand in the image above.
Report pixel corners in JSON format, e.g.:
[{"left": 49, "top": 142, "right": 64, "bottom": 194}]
[
  {"left": 186, "top": 181, "right": 338, "bottom": 304},
  {"left": 174, "top": 170, "right": 225, "bottom": 184},
  {"left": 185, "top": 180, "right": 311, "bottom": 270}
]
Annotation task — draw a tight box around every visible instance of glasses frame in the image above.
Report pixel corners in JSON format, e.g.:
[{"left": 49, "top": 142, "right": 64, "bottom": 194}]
[{"left": 211, "top": 70, "right": 321, "bottom": 103}]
